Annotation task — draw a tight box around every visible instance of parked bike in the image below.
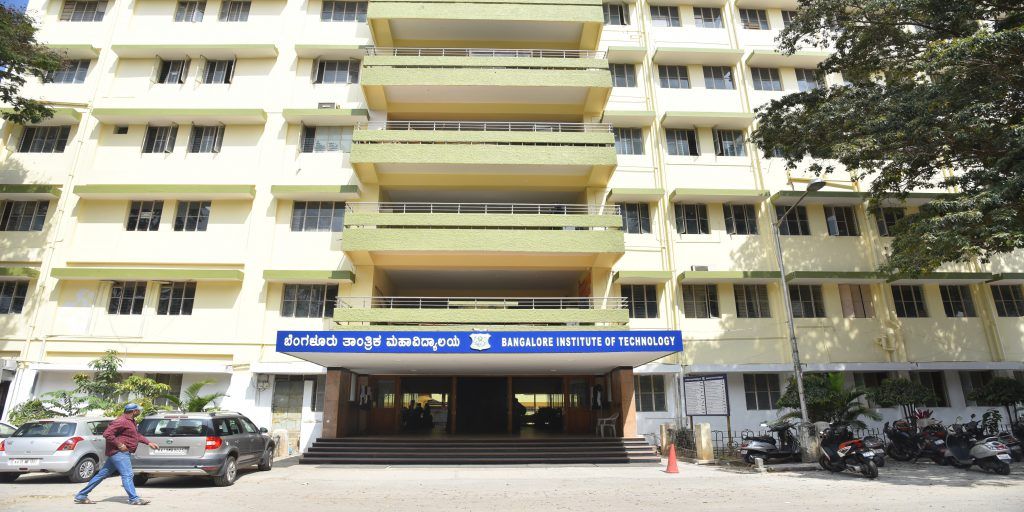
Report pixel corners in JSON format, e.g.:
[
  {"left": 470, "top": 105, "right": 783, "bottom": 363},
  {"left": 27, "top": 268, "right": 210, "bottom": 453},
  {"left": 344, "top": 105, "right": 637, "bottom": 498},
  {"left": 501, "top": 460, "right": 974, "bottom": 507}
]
[
  {"left": 883, "top": 419, "right": 948, "bottom": 464},
  {"left": 739, "top": 421, "right": 800, "bottom": 465},
  {"left": 818, "top": 423, "right": 879, "bottom": 479},
  {"left": 943, "top": 416, "right": 1012, "bottom": 475},
  {"left": 862, "top": 434, "right": 886, "bottom": 467}
]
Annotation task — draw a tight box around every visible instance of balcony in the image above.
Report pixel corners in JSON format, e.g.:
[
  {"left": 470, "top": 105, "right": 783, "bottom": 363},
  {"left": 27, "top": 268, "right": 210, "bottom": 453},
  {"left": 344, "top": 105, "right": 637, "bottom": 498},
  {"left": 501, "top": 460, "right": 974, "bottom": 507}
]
[
  {"left": 350, "top": 121, "right": 617, "bottom": 187},
  {"left": 334, "top": 296, "right": 628, "bottom": 327},
  {"left": 341, "top": 202, "right": 624, "bottom": 267},
  {"left": 359, "top": 47, "right": 612, "bottom": 117}
]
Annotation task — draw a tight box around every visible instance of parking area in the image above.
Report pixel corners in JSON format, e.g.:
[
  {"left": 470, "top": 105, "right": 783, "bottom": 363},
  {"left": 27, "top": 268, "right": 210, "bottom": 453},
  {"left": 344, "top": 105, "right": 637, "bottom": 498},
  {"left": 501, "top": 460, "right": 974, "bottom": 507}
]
[{"left": 1, "top": 459, "right": 1023, "bottom": 511}]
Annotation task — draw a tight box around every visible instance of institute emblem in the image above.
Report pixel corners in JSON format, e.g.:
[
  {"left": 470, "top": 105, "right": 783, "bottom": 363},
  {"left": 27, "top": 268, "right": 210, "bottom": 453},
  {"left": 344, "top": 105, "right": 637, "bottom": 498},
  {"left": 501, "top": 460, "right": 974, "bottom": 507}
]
[{"left": 469, "top": 333, "right": 492, "bottom": 351}]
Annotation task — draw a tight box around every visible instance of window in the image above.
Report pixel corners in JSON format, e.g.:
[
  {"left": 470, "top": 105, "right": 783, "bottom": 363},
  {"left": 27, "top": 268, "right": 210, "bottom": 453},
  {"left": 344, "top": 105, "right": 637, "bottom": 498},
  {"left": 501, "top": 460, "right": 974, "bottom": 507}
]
[
  {"left": 0, "top": 281, "right": 28, "bottom": 315},
  {"left": 657, "top": 65, "right": 690, "bottom": 89},
  {"left": 739, "top": 9, "right": 769, "bottom": 30},
  {"left": 126, "top": 200, "right": 163, "bottom": 231},
  {"left": 794, "top": 68, "right": 820, "bottom": 91},
  {"left": 781, "top": 10, "right": 797, "bottom": 27},
  {"left": 775, "top": 205, "right": 810, "bottom": 235},
  {"left": 939, "top": 285, "right": 976, "bottom": 318},
  {"left": 218, "top": 0, "right": 250, "bottom": 21},
  {"left": 613, "top": 127, "right": 643, "bottom": 155},
  {"left": 281, "top": 284, "right": 338, "bottom": 318},
  {"left": 18, "top": 126, "right": 71, "bottom": 153},
  {"left": 854, "top": 372, "right": 890, "bottom": 407},
  {"left": 960, "top": 371, "right": 995, "bottom": 406},
  {"left": 789, "top": 285, "right": 825, "bottom": 318},
  {"left": 321, "top": 1, "right": 367, "bottom": 22},
  {"left": 300, "top": 126, "right": 353, "bottom": 153},
  {"left": 610, "top": 63, "right": 637, "bottom": 87},
  {"left": 148, "top": 374, "right": 184, "bottom": 407},
  {"left": 839, "top": 284, "right": 874, "bottom": 318},
  {"left": 634, "top": 375, "right": 666, "bottom": 412},
  {"left": 290, "top": 201, "right": 345, "bottom": 232},
  {"left": 992, "top": 285, "right": 1024, "bottom": 317},
  {"left": 743, "top": 374, "right": 780, "bottom": 410},
  {"left": 60, "top": 1, "right": 106, "bottom": 22},
  {"left": 311, "top": 374, "right": 326, "bottom": 411},
  {"left": 825, "top": 206, "right": 860, "bottom": 236},
  {"left": 312, "top": 59, "right": 360, "bottom": 84},
  {"left": 911, "top": 372, "right": 949, "bottom": 407},
  {"left": 735, "top": 284, "right": 771, "bottom": 318},
  {"left": 0, "top": 201, "right": 48, "bottom": 231},
  {"left": 891, "top": 285, "right": 928, "bottom": 318},
  {"left": 142, "top": 125, "right": 178, "bottom": 153},
  {"left": 874, "top": 207, "right": 904, "bottom": 237},
  {"left": 188, "top": 125, "right": 224, "bottom": 153},
  {"left": 682, "top": 284, "right": 718, "bottom": 318},
  {"left": 751, "top": 67, "right": 782, "bottom": 91},
  {"left": 157, "top": 282, "right": 196, "bottom": 316},
  {"left": 202, "top": 59, "right": 235, "bottom": 84},
  {"left": 603, "top": 4, "right": 628, "bottom": 25},
  {"left": 703, "top": 66, "right": 734, "bottom": 90},
  {"left": 713, "top": 129, "right": 746, "bottom": 156},
  {"left": 622, "top": 284, "right": 658, "bottom": 318},
  {"left": 174, "top": 201, "right": 211, "bottom": 231},
  {"left": 724, "top": 203, "right": 758, "bottom": 235},
  {"left": 665, "top": 129, "right": 698, "bottom": 156},
  {"left": 649, "top": 6, "right": 679, "bottom": 27},
  {"left": 693, "top": 7, "right": 722, "bottom": 28},
  {"left": 174, "top": 1, "right": 205, "bottom": 22},
  {"left": 157, "top": 59, "right": 190, "bottom": 84},
  {"left": 45, "top": 59, "right": 90, "bottom": 84},
  {"left": 674, "top": 203, "right": 709, "bottom": 234},
  {"left": 108, "top": 281, "right": 147, "bottom": 315},
  {"left": 618, "top": 202, "right": 651, "bottom": 234}
]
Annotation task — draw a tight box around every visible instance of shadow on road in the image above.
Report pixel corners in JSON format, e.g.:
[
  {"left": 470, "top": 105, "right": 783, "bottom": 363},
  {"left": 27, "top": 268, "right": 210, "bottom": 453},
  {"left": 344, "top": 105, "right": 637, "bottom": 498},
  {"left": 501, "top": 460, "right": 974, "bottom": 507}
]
[{"left": 774, "top": 461, "right": 1024, "bottom": 488}]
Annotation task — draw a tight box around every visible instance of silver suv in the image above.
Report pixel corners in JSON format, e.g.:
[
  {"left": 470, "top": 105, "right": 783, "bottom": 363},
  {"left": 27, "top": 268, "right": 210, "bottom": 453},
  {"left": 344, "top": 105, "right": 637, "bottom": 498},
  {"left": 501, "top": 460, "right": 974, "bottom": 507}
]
[
  {"left": 0, "top": 417, "right": 113, "bottom": 483},
  {"left": 132, "top": 411, "right": 275, "bottom": 487}
]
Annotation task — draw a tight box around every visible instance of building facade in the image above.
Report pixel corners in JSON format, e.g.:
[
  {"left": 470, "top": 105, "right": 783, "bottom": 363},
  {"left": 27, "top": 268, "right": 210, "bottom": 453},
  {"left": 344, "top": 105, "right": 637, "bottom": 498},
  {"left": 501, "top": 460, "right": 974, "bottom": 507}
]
[{"left": 1, "top": 0, "right": 1022, "bottom": 450}]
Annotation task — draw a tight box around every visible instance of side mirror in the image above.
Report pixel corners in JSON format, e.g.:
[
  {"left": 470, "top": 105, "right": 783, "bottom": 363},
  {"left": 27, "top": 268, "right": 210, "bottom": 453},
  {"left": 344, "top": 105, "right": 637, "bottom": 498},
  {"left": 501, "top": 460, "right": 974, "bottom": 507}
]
[{"left": 259, "top": 427, "right": 268, "bottom": 434}]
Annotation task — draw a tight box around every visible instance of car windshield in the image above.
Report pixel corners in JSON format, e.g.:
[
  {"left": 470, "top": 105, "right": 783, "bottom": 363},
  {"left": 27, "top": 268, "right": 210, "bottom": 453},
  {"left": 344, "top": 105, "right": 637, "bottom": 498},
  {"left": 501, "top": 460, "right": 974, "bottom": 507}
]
[
  {"left": 0, "top": 423, "right": 18, "bottom": 437},
  {"left": 138, "top": 418, "right": 213, "bottom": 437},
  {"left": 13, "top": 421, "right": 77, "bottom": 437}
]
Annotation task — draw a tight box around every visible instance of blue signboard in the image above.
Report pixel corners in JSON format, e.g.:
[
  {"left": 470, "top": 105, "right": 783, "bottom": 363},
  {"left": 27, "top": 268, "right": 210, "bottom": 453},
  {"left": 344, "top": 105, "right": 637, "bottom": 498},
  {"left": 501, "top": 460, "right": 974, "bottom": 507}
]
[{"left": 277, "top": 330, "right": 683, "bottom": 355}]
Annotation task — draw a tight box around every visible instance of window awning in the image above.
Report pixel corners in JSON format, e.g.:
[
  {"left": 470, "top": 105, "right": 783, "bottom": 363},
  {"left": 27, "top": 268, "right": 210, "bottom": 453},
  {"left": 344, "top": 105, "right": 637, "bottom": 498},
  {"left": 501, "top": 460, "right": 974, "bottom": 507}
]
[
  {"left": 282, "top": 109, "right": 369, "bottom": 126},
  {"left": 52, "top": 267, "right": 244, "bottom": 282},
  {"left": 294, "top": 44, "right": 368, "bottom": 59},
  {"left": 74, "top": 184, "right": 256, "bottom": 200},
  {"left": 0, "top": 267, "right": 40, "bottom": 280},
  {"left": 990, "top": 273, "right": 1024, "bottom": 285},
  {"left": 614, "top": 271, "right": 674, "bottom": 285},
  {"left": 889, "top": 272, "right": 994, "bottom": 285},
  {"left": 91, "top": 108, "right": 268, "bottom": 125},
  {"left": 678, "top": 270, "right": 780, "bottom": 284},
  {"left": 263, "top": 270, "right": 355, "bottom": 284},
  {"left": 47, "top": 44, "right": 101, "bottom": 59},
  {"left": 653, "top": 47, "right": 744, "bottom": 66},
  {"left": 771, "top": 190, "right": 867, "bottom": 206},
  {"left": 670, "top": 188, "right": 767, "bottom": 203},
  {"left": 600, "top": 110, "right": 655, "bottom": 128},
  {"left": 605, "top": 46, "right": 647, "bottom": 64},
  {"left": 110, "top": 44, "right": 279, "bottom": 60},
  {"left": 1, "top": 107, "right": 81, "bottom": 126},
  {"left": 606, "top": 188, "right": 664, "bottom": 202},
  {"left": 745, "top": 50, "right": 830, "bottom": 69},
  {"left": 661, "top": 111, "right": 753, "bottom": 130},
  {"left": 0, "top": 184, "right": 62, "bottom": 200},
  {"left": 785, "top": 271, "right": 886, "bottom": 284}
]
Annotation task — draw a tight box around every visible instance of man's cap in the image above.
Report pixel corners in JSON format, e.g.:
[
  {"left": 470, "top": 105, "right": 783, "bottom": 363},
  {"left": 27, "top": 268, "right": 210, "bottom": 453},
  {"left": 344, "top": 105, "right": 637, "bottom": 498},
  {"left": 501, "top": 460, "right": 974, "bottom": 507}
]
[{"left": 124, "top": 403, "right": 141, "bottom": 412}]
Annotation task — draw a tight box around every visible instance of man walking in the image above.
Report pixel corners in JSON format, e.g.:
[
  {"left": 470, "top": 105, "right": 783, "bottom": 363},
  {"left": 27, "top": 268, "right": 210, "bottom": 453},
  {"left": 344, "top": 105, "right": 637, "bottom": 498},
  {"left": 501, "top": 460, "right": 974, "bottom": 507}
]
[{"left": 74, "top": 404, "right": 159, "bottom": 505}]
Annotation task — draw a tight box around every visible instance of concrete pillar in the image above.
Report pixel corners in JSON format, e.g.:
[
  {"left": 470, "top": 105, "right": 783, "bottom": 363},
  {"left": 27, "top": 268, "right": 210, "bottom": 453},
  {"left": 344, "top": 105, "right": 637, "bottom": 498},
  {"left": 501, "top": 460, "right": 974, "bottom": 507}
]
[
  {"left": 610, "top": 367, "right": 637, "bottom": 438},
  {"left": 322, "top": 368, "right": 353, "bottom": 438},
  {"left": 694, "top": 423, "right": 714, "bottom": 462}
]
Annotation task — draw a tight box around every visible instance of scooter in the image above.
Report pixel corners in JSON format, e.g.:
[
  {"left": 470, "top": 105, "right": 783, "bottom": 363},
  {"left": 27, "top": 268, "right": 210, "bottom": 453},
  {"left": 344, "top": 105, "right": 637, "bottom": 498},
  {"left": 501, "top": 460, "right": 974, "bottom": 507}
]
[
  {"left": 818, "top": 423, "right": 879, "bottom": 479},
  {"left": 883, "top": 419, "right": 947, "bottom": 464},
  {"left": 944, "top": 417, "right": 1012, "bottom": 475},
  {"left": 739, "top": 421, "right": 800, "bottom": 465},
  {"left": 995, "top": 431, "right": 1023, "bottom": 463},
  {"left": 862, "top": 434, "right": 886, "bottom": 467}
]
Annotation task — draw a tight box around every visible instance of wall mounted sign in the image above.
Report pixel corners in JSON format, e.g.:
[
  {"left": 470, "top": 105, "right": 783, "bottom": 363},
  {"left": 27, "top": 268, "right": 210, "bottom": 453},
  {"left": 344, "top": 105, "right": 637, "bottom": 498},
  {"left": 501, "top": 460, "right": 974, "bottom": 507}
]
[{"left": 683, "top": 374, "right": 729, "bottom": 416}]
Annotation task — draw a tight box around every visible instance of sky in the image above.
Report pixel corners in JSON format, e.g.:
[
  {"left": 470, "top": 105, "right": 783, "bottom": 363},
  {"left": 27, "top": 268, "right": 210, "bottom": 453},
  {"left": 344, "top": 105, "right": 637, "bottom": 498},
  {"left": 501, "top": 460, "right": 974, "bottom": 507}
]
[{"left": 4, "top": 0, "right": 28, "bottom": 11}]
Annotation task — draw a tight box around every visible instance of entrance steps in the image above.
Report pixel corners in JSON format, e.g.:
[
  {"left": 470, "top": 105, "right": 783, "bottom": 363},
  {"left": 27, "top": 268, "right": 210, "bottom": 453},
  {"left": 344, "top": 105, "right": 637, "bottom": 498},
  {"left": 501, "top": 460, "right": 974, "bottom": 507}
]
[{"left": 300, "top": 437, "right": 660, "bottom": 465}]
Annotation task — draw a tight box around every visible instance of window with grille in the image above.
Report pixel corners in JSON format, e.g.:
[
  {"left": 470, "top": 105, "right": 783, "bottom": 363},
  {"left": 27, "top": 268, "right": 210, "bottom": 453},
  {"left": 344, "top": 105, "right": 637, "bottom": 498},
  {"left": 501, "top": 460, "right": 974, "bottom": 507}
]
[
  {"left": 703, "top": 65, "right": 735, "bottom": 90},
  {"left": 610, "top": 63, "right": 637, "bottom": 87},
  {"left": 743, "top": 374, "right": 780, "bottom": 410},
  {"left": 312, "top": 59, "right": 360, "bottom": 84},
  {"left": 108, "top": 281, "right": 147, "bottom": 315},
  {"left": 724, "top": 203, "right": 758, "bottom": 235},
  {"left": 188, "top": 125, "right": 224, "bottom": 153},
  {"left": 911, "top": 371, "right": 949, "bottom": 407},
  {"left": 300, "top": 126, "right": 353, "bottom": 153},
  {"left": 45, "top": 59, "right": 90, "bottom": 84},
  {"left": 321, "top": 1, "right": 367, "bottom": 22},
  {"left": 60, "top": 1, "right": 106, "bottom": 22},
  {"left": 18, "top": 126, "right": 71, "bottom": 153},
  {"left": 775, "top": 205, "right": 810, "bottom": 235},
  {"left": 735, "top": 284, "right": 771, "bottom": 318},
  {"left": 157, "top": 59, "right": 190, "bottom": 84},
  {"left": 203, "top": 59, "right": 235, "bottom": 84},
  {"left": 649, "top": 6, "right": 679, "bottom": 27},
  {"left": 0, "top": 201, "right": 49, "bottom": 231},
  {"left": 751, "top": 67, "right": 782, "bottom": 91},
  {"left": 622, "top": 284, "right": 658, "bottom": 318},
  {"left": 874, "top": 207, "right": 904, "bottom": 237},
  {"left": 618, "top": 202, "right": 651, "bottom": 234},
  {"left": 674, "top": 203, "right": 708, "bottom": 234},
  {"left": 281, "top": 284, "right": 339, "bottom": 318},
  {"left": 126, "top": 201, "right": 164, "bottom": 231},
  {"left": 682, "top": 284, "right": 719, "bottom": 318},
  {"left": 157, "top": 282, "right": 196, "bottom": 315},
  {"left": 613, "top": 127, "right": 643, "bottom": 155},
  {"left": 789, "top": 284, "right": 825, "bottom": 318},
  {"left": 713, "top": 129, "right": 746, "bottom": 156},
  {"left": 939, "top": 285, "right": 976, "bottom": 317},
  {"left": 665, "top": 129, "right": 698, "bottom": 156},
  {"left": 290, "top": 201, "right": 346, "bottom": 232},
  {"left": 992, "top": 285, "right": 1024, "bottom": 317},
  {"left": 839, "top": 284, "right": 874, "bottom": 318},
  {"left": 142, "top": 125, "right": 178, "bottom": 153},
  {"left": 794, "top": 68, "right": 820, "bottom": 91},
  {"left": 603, "top": 4, "right": 628, "bottom": 25},
  {"left": 218, "top": 0, "right": 250, "bottom": 21},
  {"left": 658, "top": 65, "right": 689, "bottom": 89},
  {"left": 174, "top": 1, "right": 206, "bottom": 22},
  {"left": 781, "top": 10, "right": 797, "bottom": 27},
  {"left": 825, "top": 205, "right": 859, "bottom": 236},
  {"left": 0, "top": 281, "right": 29, "bottom": 315},
  {"left": 891, "top": 285, "right": 928, "bottom": 318},
  {"left": 739, "top": 9, "right": 769, "bottom": 30},
  {"left": 693, "top": 7, "right": 722, "bottom": 28},
  {"left": 174, "top": 201, "right": 211, "bottom": 231},
  {"left": 634, "top": 375, "right": 666, "bottom": 412}
]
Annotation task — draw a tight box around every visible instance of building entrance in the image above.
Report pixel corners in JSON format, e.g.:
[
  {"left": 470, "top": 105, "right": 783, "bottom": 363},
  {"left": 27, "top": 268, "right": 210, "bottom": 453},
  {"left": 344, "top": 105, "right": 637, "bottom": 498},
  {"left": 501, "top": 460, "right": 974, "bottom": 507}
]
[{"left": 455, "top": 377, "right": 508, "bottom": 434}]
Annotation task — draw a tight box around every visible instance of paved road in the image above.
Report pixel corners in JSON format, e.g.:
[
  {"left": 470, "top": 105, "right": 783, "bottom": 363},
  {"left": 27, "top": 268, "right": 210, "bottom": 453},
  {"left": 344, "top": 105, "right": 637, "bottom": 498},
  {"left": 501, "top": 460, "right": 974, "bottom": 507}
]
[{"left": 1, "top": 459, "right": 1022, "bottom": 511}]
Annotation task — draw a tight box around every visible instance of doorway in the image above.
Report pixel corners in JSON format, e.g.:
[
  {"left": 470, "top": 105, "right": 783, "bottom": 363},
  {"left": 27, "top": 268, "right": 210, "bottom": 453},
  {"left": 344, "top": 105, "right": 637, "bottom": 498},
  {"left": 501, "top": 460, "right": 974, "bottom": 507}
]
[{"left": 455, "top": 377, "right": 508, "bottom": 434}]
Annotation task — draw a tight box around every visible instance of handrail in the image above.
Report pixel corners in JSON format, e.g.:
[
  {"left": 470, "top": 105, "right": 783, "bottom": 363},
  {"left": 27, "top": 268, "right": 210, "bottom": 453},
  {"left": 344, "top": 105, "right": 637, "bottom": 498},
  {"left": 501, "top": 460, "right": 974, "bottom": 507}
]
[
  {"left": 338, "top": 296, "right": 628, "bottom": 310},
  {"left": 358, "top": 120, "right": 613, "bottom": 133},
  {"left": 366, "top": 47, "right": 606, "bottom": 59},
  {"left": 346, "top": 202, "right": 620, "bottom": 215}
]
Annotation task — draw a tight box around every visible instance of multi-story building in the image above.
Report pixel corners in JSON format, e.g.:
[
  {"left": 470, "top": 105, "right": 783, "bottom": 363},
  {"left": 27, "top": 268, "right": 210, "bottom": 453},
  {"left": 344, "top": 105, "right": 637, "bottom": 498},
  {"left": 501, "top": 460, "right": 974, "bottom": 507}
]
[{"left": 1, "top": 0, "right": 1021, "bottom": 451}]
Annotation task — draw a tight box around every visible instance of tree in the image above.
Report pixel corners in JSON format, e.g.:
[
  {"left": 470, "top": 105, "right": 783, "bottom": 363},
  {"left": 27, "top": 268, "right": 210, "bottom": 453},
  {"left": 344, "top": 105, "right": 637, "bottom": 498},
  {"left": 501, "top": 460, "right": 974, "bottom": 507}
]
[
  {"left": 751, "top": 1, "right": 1024, "bottom": 277},
  {"left": 162, "top": 380, "right": 227, "bottom": 413},
  {"left": 777, "top": 373, "right": 881, "bottom": 429},
  {"left": 967, "top": 377, "right": 1024, "bottom": 427},
  {"left": 0, "top": 4, "right": 63, "bottom": 124},
  {"left": 5, "top": 390, "right": 101, "bottom": 425},
  {"left": 867, "top": 378, "right": 938, "bottom": 421},
  {"left": 73, "top": 350, "right": 124, "bottom": 404}
]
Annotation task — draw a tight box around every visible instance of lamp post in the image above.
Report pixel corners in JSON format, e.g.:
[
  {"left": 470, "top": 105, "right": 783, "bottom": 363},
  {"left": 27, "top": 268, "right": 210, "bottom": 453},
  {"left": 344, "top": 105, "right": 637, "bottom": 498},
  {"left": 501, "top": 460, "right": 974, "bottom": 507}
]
[{"left": 771, "top": 177, "right": 826, "bottom": 462}]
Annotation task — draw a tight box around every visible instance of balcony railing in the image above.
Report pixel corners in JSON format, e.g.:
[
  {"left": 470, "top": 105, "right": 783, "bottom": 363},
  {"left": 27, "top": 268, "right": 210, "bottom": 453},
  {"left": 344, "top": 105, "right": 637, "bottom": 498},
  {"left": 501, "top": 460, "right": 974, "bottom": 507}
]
[
  {"left": 338, "top": 296, "right": 628, "bottom": 310},
  {"left": 365, "top": 47, "right": 606, "bottom": 59},
  {"left": 346, "top": 202, "right": 620, "bottom": 215},
  {"left": 359, "top": 121, "right": 612, "bottom": 133}
]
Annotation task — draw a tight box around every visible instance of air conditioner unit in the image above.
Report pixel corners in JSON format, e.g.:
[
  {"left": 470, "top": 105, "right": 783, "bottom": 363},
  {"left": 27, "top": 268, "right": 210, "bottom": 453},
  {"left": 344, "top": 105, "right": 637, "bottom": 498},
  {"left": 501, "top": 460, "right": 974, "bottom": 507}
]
[
  {"left": 317, "top": 102, "right": 338, "bottom": 109},
  {"left": 691, "top": 265, "right": 709, "bottom": 272}
]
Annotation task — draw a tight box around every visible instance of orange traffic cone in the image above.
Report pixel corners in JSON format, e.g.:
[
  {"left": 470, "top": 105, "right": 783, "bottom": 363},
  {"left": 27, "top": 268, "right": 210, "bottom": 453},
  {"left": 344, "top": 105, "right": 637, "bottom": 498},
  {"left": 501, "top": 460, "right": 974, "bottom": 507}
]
[{"left": 664, "top": 444, "right": 679, "bottom": 474}]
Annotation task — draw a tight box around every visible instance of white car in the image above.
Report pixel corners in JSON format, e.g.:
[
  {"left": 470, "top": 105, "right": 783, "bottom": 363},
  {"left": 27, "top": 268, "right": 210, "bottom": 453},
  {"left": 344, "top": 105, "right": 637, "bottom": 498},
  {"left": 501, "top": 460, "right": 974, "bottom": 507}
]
[{"left": 0, "top": 417, "right": 113, "bottom": 483}]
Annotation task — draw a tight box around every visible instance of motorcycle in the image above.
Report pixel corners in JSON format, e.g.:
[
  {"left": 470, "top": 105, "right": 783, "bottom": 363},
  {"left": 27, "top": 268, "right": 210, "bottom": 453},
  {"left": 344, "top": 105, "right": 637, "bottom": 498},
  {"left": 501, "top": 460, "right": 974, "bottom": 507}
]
[
  {"left": 818, "top": 423, "right": 879, "bottom": 479},
  {"left": 883, "top": 419, "right": 947, "bottom": 464},
  {"left": 943, "top": 416, "right": 1012, "bottom": 475},
  {"left": 997, "top": 431, "right": 1024, "bottom": 463},
  {"left": 739, "top": 421, "right": 800, "bottom": 465},
  {"left": 862, "top": 434, "right": 887, "bottom": 467}
]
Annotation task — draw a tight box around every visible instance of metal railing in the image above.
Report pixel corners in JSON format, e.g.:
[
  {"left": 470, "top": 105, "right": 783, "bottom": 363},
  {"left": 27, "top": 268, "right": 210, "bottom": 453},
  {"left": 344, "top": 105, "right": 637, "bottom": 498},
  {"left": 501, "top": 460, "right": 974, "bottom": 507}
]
[
  {"left": 366, "top": 47, "right": 606, "bottom": 59},
  {"left": 338, "top": 296, "right": 628, "bottom": 310},
  {"left": 359, "top": 120, "right": 612, "bottom": 133},
  {"left": 346, "top": 202, "right": 620, "bottom": 215}
]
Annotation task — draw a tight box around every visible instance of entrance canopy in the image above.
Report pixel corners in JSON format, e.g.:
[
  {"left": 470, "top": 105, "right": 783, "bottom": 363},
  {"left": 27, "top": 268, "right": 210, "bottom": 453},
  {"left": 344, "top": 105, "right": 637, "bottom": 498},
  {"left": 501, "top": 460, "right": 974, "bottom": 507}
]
[{"left": 276, "top": 329, "right": 682, "bottom": 375}]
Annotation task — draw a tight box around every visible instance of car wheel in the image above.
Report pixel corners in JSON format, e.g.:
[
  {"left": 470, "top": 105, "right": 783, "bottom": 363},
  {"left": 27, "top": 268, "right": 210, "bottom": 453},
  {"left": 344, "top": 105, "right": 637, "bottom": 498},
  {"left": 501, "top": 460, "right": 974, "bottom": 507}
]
[
  {"left": 0, "top": 473, "right": 19, "bottom": 483},
  {"left": 133, "top": 475, "right": 149, "bottom": 487},
  {"left": 213, "top": 456, "right": 237, "bottom": 487},
  {"left": 257, "top": 447, "right": 274, "bottom": 471},
  {"left": 68, "top": 456, "right": 98, "bottom": 483}
]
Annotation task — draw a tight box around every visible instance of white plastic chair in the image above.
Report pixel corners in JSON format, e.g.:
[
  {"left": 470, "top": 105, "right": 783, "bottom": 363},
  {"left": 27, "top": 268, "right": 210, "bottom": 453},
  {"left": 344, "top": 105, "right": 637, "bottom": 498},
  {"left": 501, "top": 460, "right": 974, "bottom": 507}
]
[{"left": 596, "top": 412, "right": 620, "bottom": 438}]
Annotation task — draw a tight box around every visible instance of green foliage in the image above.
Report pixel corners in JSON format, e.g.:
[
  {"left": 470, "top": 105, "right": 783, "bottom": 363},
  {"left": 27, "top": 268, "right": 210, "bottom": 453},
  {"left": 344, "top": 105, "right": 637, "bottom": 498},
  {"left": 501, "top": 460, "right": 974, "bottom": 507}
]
[
  {"left": 750, "top": 1, "right": 1024, "bottom": 277},
  {"left": 6, "top": 398, "right": 50, "bottom": 425},
  {"left": 866, "top": 378, "right": 938, "bottom": 420},
  {"left": 162, "top": 379, "right": 227, "bottom": 413},
  {"left": 5, "top": 390, "right": 103, "bottom": 425},
  {"left": 967, "top": 377, "right": 1024, "bottom": 425},
  {"left": 981, "top": 409, "right": 1003, "bottom": 436},
  {"left": 73, "top": 350, "right": 124, "bottom": 404},
  {"left": 777, "top": 373, "right": 881, "bottom": 429},
  {"left": 101, "top": 375, "right": 172, "bottom": 418},
  {"left": 0, "top": 5, "right": 63, "bottom": 124}
]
